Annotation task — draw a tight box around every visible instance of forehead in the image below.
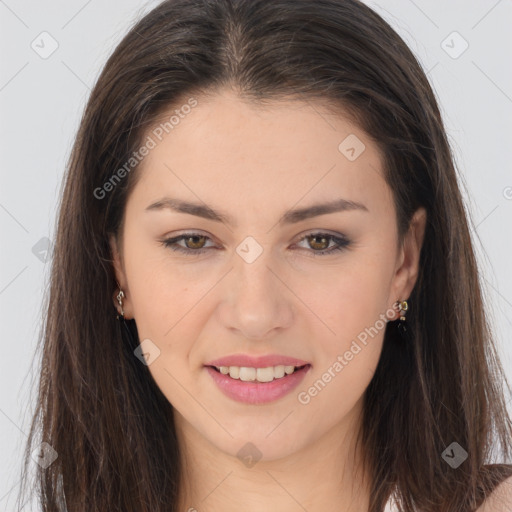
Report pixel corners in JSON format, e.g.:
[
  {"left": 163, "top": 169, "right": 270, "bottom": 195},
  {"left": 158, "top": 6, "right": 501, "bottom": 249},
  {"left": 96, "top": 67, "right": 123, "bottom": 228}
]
[{"left": 130, "top": 88, "right": 391, "bottom": 220}]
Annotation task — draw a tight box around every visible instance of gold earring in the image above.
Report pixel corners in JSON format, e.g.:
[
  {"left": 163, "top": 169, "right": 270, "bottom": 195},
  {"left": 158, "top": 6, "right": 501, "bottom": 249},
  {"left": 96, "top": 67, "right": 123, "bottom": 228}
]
[
  {"left": 116, "top": 288, "right": 125, "bottom": 319},
  {"left": 393, "top": 299, "right": 409, "bottom": 336},
  {"left": 397, "top": 300, "right": 408, "bottom": 321}
]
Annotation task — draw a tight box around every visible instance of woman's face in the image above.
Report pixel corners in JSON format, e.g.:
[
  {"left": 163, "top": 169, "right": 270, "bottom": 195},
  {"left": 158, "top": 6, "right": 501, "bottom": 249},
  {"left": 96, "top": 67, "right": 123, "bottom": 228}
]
[{"left": 111, "top": 88, "right": 425, "bottom": 462}]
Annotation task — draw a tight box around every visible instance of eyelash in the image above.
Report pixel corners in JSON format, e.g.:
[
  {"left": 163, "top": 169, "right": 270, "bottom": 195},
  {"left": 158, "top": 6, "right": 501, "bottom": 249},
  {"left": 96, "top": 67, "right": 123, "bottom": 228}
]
[{"left": 159, "top": 231, "right": 351, "bottom": 257}]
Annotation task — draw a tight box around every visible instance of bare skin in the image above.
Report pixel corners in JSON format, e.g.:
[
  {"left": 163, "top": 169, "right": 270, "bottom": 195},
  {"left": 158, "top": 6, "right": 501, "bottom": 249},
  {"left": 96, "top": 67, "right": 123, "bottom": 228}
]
[
  {"left": 476, "top": 477, "right": 512, "bottom": 511},
  {"left": 111, "top": 87, "right": 427, "bottom": 512}
]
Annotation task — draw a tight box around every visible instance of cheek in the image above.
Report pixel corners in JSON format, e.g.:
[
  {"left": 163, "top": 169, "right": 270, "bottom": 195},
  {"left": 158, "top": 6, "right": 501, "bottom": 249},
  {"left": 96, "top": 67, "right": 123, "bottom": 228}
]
[
  {"left": 305, "top": 253, "right": 394, "bottom": 343},
  {"left": 300, "top": 245, "right": 394, "bottom": 403},
  {"left": 122, "top": 247, "right": 221, "bottom": 394},
  {"left": 296, "top": 339, "right": 381, "bottom": 431},
  {"left": 122, "top": 231, "right": 195, "bottom": 329},
  {"left": 298, "top": 266, "right": 390, "bottom": 416}
]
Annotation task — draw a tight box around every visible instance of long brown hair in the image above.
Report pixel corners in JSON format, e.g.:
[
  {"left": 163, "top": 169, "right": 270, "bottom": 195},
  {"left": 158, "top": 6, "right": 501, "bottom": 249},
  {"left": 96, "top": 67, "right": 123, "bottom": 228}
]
[{"left": 18, "top": 0, "right": 512, "bottom": 510}]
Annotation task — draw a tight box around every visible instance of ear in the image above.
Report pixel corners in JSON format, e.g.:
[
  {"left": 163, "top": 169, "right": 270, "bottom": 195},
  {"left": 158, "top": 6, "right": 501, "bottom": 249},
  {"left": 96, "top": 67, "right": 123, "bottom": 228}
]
[
  {"left": 389, "top": 207, "right": 427, "bottom": 315},
  {"left": 109, "top": 234, "right": 132, "bottom": 318}
]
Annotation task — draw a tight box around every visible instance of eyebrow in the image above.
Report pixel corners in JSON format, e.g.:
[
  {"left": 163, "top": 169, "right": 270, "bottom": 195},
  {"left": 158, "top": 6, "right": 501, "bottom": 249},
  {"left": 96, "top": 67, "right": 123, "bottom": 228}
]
[{"left": 145, "top": 197, "right": 369, "bottom": 226}]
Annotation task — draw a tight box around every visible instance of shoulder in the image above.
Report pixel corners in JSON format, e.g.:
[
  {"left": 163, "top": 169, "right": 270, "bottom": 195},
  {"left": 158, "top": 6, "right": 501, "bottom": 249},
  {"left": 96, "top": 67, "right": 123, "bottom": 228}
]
[{"left": 476, "top": 475, "right": 512, "bottom": 512}]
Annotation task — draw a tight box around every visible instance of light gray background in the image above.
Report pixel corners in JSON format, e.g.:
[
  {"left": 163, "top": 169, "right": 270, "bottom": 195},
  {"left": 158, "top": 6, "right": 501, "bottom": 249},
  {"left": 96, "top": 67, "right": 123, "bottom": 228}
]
[{"left": 1, "top": 0, "right": 511, "bottom": 508}]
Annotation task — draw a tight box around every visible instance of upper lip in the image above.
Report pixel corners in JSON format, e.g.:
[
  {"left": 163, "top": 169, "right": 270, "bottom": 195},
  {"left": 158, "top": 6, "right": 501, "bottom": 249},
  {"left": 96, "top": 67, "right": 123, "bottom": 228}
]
[{"left": 205, "top": 354, "right": 310, "bottom": 368}]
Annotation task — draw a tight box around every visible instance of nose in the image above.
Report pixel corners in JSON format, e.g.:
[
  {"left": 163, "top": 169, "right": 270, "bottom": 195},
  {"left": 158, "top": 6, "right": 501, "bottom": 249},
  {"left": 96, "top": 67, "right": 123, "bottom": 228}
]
[{"left": 216, "top": 247, "right": 294, "bottom": 341}]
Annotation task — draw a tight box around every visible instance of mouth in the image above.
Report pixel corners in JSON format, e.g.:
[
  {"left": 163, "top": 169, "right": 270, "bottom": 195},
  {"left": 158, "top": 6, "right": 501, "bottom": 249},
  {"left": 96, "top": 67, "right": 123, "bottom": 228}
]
[
  {"left": 204, "top": 363, "right": 312, "bottom": 404},
  {"left": 207, "top": 363, "right": 310, "bottom": 383}
]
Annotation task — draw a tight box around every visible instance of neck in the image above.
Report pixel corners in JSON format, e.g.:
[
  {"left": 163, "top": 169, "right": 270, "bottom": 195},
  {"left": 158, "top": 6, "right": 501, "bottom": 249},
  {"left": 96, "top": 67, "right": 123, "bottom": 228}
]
[{"left": 175, "top": 400, "right": 371, "bottom": 512}]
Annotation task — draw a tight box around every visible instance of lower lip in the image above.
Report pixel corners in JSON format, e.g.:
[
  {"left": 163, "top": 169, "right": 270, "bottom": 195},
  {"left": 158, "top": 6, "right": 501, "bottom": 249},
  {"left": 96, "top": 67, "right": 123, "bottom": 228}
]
[{"left": 205, "top": 365, "right": 311, "bottom": 404}]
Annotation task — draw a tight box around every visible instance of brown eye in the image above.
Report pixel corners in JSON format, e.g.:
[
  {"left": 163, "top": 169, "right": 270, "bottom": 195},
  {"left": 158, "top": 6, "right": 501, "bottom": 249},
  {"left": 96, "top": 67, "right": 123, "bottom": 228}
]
[
  {"left": 160, "top": 233, "right": 214, "bottom": 255},
  {"left": 295, "top": 232, "right": 351, "bottom": 256},
  {"left": 183, "top": 235, "right": 207, "bottom": 250},
  {"left": 161, "top": 231, "right": 350, "bottom": 257},
  {"left": 306, "top": 234, "right": 330, "bottom": 251}
]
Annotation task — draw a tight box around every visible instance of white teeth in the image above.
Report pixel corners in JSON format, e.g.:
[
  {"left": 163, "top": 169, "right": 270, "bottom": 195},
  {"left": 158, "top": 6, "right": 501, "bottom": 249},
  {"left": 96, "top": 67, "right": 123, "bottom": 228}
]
[
  {"left": 274, "top": 365, "right": 285, "bottom": 378},
  {"left": 239, "top": 367, "right": 256, "bottom": 381},
  {"left": 256, "top": 367, "right": 274, "bottom": 382},
  {"left": 215, "top": 364, "right": 306, "bottom": 382}
]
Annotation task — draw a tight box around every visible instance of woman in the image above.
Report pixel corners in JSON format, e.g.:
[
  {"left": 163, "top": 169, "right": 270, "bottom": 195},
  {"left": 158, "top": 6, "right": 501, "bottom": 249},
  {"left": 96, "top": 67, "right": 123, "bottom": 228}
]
[{"left": 19, "top": 0, "right": 512, "bottom": 511}]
